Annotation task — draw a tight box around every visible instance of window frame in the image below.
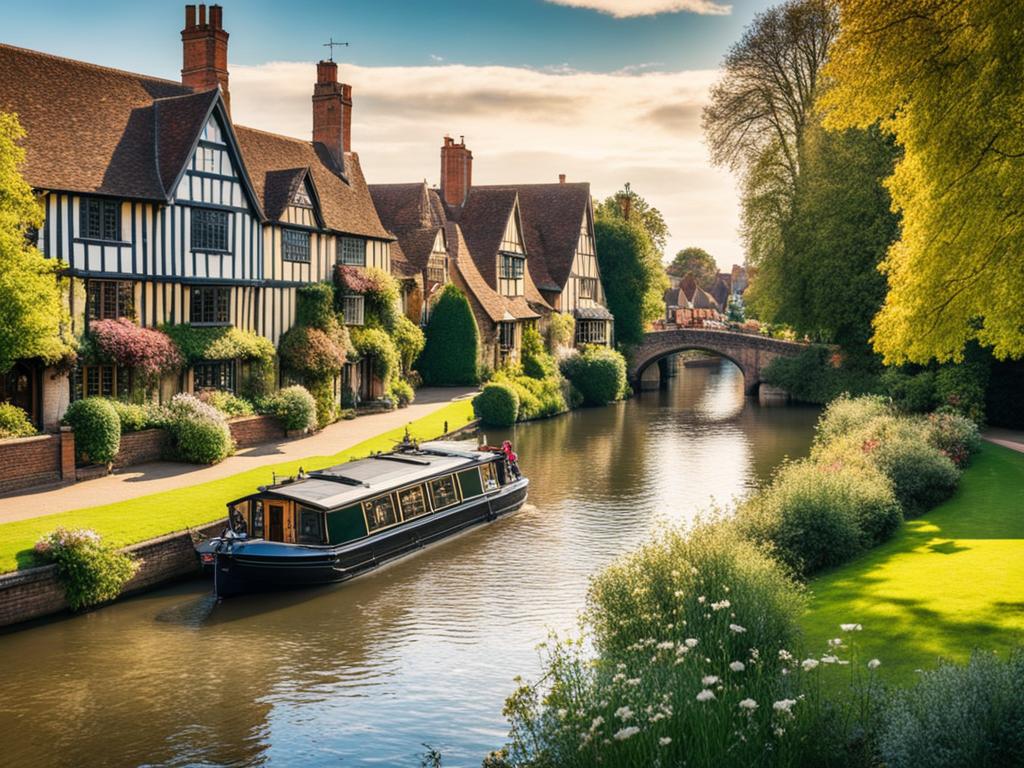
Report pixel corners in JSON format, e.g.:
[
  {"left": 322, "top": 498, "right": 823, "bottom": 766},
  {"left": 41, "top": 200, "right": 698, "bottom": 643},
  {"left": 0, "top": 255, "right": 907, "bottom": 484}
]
[
  {"left": 80, "top": 197, "right": 121, "bottom": 242},
  {"left": 191, "top": 207, "right": 231, "bottom": 253},
  {"left": 341, "top": 294, "right": 365, "bottom": 326},
  {"left": 499, "top": 322, "right": 516, "bottom": 351},
  {"left": 338, "top": 236, "right": 367, "bottom": 266},
  {"left": 481, "top": 462, "right": 500, "bottom": 491},
  {"left": 362, "top": 493, "right": 401, "bottom": 534},
  {"left": 86, "top": 279, "right": 135, "bottom": 322},
  {"left": 192, "top": 359, "right": 236, "bottom": 393},
  {"left": 427, "top": 475, "right": 461, "bottom": 511},
  {"left": 499, "top": 253, "right": 525, "bottom": 280},
  {"left": 282, "top": 228, "right": 311, "bottom": 263},
  {"left": 579, "top": 276, "right": 598, "bottom": 300},
  {"left": 296, "top": 505, "right": 325, "bottom": 545},
  {"left": 79, "top": 363, "right": 129, "bottom": 400},
  {"left": 190, "top": 286, "right": 231, "bottom": 326},
  {"left": 397, "top": 483, "right": 431, "bottom": 520},
  {"left": 575, "top": 319, "right": 608, "bottom": 345}
]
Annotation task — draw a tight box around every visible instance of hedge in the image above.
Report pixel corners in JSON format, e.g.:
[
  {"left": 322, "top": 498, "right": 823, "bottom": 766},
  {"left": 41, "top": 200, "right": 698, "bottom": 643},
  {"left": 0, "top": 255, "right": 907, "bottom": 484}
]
[
  {"left": 62, "top": 397, "right": 121, "bottom": 465},
  {"left": 417, "top": 284, "right": 480, "bottom": 386},
  {"left": 473, "top": 382, "right": 519, "bottom": 427},
  {"left": 560, "top": 345, "right": 628, "bottom": 405},
  {"left": 0, "top": 403, "right": 36, "bottom": 439},
  {"left": 163, "top": 394, "right": 235, "bottom": 464}
]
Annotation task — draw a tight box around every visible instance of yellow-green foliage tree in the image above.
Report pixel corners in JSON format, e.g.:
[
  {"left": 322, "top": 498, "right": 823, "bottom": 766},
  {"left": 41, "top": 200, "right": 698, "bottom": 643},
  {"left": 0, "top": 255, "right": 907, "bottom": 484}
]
[
  {"left": 821, "top": 1, "right": 1024, "bottom": 363},
  {"left": 0, "top": 112, "right": 72, "bottom": 372}
]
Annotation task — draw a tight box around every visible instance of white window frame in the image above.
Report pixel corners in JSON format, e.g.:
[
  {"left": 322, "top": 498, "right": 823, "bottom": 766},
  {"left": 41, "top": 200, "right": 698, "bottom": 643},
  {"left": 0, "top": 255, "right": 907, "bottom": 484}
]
[
  {"left": 338, "top": 236, "right": 367, "bottom": 266},
  {"left": 342, "top": 295, "right": 365, "bottom": 326}
]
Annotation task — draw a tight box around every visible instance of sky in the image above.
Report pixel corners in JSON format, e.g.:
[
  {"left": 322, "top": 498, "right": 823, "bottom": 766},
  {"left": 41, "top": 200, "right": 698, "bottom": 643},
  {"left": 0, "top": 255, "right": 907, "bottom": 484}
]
[{"left": 1, "top": 0, "right": 776, "bottom": 268}]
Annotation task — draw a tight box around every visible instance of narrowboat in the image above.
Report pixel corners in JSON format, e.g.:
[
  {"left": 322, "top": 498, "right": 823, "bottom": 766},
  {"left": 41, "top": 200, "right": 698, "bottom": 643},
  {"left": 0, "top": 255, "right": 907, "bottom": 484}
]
[{"left": 196, "top": 437, "right": 527, "bottom": 597}]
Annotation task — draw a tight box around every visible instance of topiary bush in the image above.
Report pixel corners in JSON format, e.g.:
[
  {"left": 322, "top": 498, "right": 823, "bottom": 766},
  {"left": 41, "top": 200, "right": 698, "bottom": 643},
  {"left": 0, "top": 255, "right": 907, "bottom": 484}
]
[
  {"left": 473, "top": 382, "right": 519, "bottom": 427},
  {"left": 63, "top": 397, "right": 121, "bottom": 465},
  {"left": 269, "top": 385, "right": 317, "bottom": 431},
  {"left": 308, "top": 379, "right": 337, "bottom": 429},
  {"left": 164, "top": 393, "right": 234, "bottom": 464},
  {"left": 521, "top": 325, "right": 557, "bottom": 380},
  {"left": 417, "top": 284, "right": 480, "bottom": 386},
  {"left": 197, "top": 390, "right": 255, "bottom": 418},
  {"left": 33, "top": 527, "right": 138, "bottom": 610},
  {"left": 0, "top": 402, "right": 36, "bottom": 439},
  {"left": 560, "top": 345, "right": 627, "bottom": 406}
]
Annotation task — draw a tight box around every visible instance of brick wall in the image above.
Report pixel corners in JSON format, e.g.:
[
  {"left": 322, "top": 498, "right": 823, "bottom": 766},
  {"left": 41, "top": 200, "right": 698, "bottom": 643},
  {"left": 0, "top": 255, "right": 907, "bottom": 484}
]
[
  {"left": 229, "top": 414, "right": 286, "bottom": 448},
  {"left": 113, "top": 428, "right": 167, "bottom": 468},
  {"left": 0, "top": 430, "right": 75, "bottom": 494},
  {"left": 0, "top": 518, "right": 227, "bottom": 628}
]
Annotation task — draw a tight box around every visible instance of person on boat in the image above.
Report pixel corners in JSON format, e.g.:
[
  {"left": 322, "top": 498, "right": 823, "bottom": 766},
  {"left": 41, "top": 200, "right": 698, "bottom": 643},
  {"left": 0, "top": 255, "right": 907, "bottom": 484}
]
[{"left": 502, "top": 441, "right": 521, "bottom": 479}]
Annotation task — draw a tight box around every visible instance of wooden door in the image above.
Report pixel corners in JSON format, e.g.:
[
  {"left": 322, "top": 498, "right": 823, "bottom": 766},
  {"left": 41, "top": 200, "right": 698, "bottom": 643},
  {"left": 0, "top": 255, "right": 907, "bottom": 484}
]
[{"left": 267, "top": 504, "right": 285, "bottom": 542}]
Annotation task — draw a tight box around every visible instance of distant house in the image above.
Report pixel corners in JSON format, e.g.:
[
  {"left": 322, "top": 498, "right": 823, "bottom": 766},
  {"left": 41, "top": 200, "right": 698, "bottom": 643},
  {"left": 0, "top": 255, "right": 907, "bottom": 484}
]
[{"left": 663, "top": 263, "right": 750, "bottom": 327}]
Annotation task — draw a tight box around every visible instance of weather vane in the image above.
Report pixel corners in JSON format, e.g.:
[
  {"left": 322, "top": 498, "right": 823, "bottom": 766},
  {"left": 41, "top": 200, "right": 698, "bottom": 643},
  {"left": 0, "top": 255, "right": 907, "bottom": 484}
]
[{"left": 323, "top": 37, "right": 349, "bottom": 62}]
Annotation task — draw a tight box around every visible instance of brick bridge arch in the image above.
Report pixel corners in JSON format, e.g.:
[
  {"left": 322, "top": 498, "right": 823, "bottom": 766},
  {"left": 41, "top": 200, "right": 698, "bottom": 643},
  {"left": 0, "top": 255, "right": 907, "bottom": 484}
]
[{"left": 630, "top": 329, "right": 808, "bottom": 396}]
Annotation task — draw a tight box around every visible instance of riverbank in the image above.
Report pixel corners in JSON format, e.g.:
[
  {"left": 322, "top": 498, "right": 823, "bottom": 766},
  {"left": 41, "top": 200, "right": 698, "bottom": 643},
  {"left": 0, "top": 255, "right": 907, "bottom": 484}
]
[
  {"left": 801, "top": 442, "right": 1024, "bottom": 683},
  {"left": 0, "top": 396, "right": 476, "bottom": 574}
]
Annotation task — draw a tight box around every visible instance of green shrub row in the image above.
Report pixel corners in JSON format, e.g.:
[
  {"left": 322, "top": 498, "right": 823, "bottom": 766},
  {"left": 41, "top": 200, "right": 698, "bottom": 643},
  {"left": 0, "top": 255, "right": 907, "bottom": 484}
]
[{"left": 560, "top": 345, "right": 629, "bottom": 406}]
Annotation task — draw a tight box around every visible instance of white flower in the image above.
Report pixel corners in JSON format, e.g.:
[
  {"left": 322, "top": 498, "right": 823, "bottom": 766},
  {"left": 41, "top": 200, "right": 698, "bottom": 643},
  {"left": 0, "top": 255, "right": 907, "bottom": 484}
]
[
  {"left": 659, "top": 737, "right": 672, "bottom": 746},
  {"left": 673, "top": 590, "right": 685, "bottom": 598},
  {"left": 612, "top": 672, "right": 625, "bottom": 682},
  {"left": 730, "top": 661, "right": 745, "bottom": 672},
  {"left": 696, "top": 689, "right": 716, "bottom": 702},
  {"left": 773, "top": 698, "right": 797, "bottom": 715},
  {"left": 702, "top": 675, "right": 719, "bottom": 686},
  {"left": 626, "top": 677, "right": 641, "bottom": 686},
  {"left": 729, "top": 624, "right": 747, "bottom": 634},
  {"left": 557, "top": 708, "right": 568, "bottom": 719},
  {"left": 738, "top": 698, "right": 758, "bottom": 711},
  {"left": 656, "top": 640, "right": 675, "bottom": 650},
  {"left": 801, "top": 658, "right": 820, "bottom": 671},
  {"left": 821, "top": 655, "right": 839, "bottom": 664},
  {"left": 711, "top": 599, "right": 731, "bottom": 611},
  {"left": 829, "top": 638, "right": 843, "bottom": 647},
  {"left": 615, "top": 706, "right": 634, "bottom": 721},
  {"left": 589, "top": 716, "right": 604, "bottom": 730},
  {"left": 671, "top": 569, "right": 680, "bottom": 578},
  {"left": 685, "top": 638, "right": 700, "bottom": 648},
  {"left": 614, "top": 726, "right": 640, "bottom": 741},
  {"left": 840, "top": 623, "right": 863, "bottom": 632},
  {"left": 868, "top": 659, "right": 881, "bottom": 670},
  {"left": 697, "top": 595, "right": 706, "bottom": 604},
  {"left": 778, "top": 649, "right": 794, "bottom": 662}
]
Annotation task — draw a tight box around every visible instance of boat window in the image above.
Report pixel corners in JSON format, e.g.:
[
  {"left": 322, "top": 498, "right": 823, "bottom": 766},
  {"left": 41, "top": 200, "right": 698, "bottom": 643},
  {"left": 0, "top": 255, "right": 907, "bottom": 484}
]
[
  {"left": 297, "top": 506, "right": 324, "bottom": 544},
  {"left": 428, "top": 475, "right": 460, "bottom": 510},
  {"left": 326, "top": 504, "right": 368, "bottom": 544},
  {"left": 398, "top": 485, "right": 430, "bottom": 519},
  {"left": 456, "top": 468, "right": 484, "bottom": 499},
  {"left": 481, "top": 462, "right": 500, "bottom": 491},
  {"left": 251, "top": 500, "right": 264, "bottom": 538},
  {"left": 363, "top": 494, "right": 400, "bottom": 533}
]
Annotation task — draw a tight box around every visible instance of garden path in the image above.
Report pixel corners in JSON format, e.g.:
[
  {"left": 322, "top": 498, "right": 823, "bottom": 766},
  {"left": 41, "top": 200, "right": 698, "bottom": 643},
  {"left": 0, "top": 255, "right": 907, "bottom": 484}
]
[
  {"left": 983, "top": 427, "right": 1024, "bottom": 454},
  {"left": 0, "top": 388, "right": 476, "bottom": 523}
]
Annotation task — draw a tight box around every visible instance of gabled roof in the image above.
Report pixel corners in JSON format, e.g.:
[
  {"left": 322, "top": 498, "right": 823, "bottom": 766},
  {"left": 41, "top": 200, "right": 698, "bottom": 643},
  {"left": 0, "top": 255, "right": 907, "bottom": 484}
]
[
  {"left": 369, "top": 183, "right": 445, "bottom": 273},
  {"left": 263, "top": 167, "right": 325, "bottom": 227},
  {"left": 235, "top": 127, "right": 391, "bottom": 239},
  {"left": 710, "top": 274, "right": 731, "bottom": 311},
  {"left": 691, "top": 286, "right": 721, "bottom": 311},
  {"left": 447, "top": 222, "right": 538, "bottom": 323},
  {"left": 474, "top": 182, "right": 591, "bottom": 293}
]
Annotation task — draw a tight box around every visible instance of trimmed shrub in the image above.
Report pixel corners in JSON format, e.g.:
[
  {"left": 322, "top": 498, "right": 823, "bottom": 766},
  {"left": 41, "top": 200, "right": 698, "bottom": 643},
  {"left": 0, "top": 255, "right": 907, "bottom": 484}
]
[
  {"left": 392, "top": 314, "right": 425, "bottom": 375},
  {"left": 815, "top": 394, "right": 891, "bottom": 446},
  {"left": 269, "top": 385, "right": 317, "bottom": 431},
  {"left": 164, "top": 393, "right": 234, "bottom": 464},
  {"left": 417, "top": 284, "right": 480, "bottom": 386},
  {"left": 473, "top": 382, "right": 519, "bottom": 427},
  {"left": 63, "top": 397, "right": 121, "bottom": 465},
  {"left": 521, "top": 325, "right": 557, "bottom": 380},
  {"left": 33, "top": 528, "right": 138, "bottom": 610},
  {"left": 879, "top": 649, "right": 1024, "bottom": 768},
  {"left": 872, "top": 437, "right": 960, "bottom": 516},
  {"left": 107, "top": 400, "right": 150, "bottom": 432},
  {"left": 162, "top": 324, "right": 275, "bottom": 366},
  {"left": 737, "top": 460, "right": 900, "bottom": 575},
  {"left": 279, "top": 325, "right": 347, "bottom": 377},
  {"left": 198, "top": 390, "right": 255, "bottom": 418},
  {"left": 560, "top": 346, "right": 627, "bottom": 406},
  {"left": 881, "top": 369, "right": 937, "bottom": 413},
  {"left": 492, "top": 370, "right": 567, "bottom": 421},
  {"left": 0, "top": 402, "right": 35, "bottom": 439},
  {"left": 924, "top": 411, "right": 982, "bottom": 468},
  {"left": 308, "top": 379, "right": 337, "bottom": 429},
  {"left": 388, "top": 377, "right": 415, "bottom": 407}
]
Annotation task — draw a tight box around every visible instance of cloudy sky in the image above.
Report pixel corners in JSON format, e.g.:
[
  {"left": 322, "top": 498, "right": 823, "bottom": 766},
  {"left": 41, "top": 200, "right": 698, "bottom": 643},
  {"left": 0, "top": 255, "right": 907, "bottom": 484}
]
[{"left": 4, "top": 0, "right": 776, "bottom": 267}]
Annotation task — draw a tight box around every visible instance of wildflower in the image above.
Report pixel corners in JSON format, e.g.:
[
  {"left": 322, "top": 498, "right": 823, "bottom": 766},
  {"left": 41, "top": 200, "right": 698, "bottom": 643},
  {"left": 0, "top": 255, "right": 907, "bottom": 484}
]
[
  {"left": 828, "top": 638, "right": 843, "bottom": 648},
  {"left": 674, "top": 590, "right": 685, "bottom": 598},
  {"left": 778, "top": 649, "right": 793, "bottom": 662},
  {"left": 659, "top": 737, "right": 672, "bottom": 746},
  {"left": 612, "top": 673, "right": 626, "bottom": 682},
  {"left": 649, "top": 712, "right": 665, "bottom": 723},
  {"left": 656, "top": 640, "right": 675, "bottom": 650},
  {"left": 773, "top": 699, "right": 797, "bottom": 715},
  {"left": 696, "top": 689, "right": 716, "bottom": 702},
  {"left": 626, "top": 678, "right": 641, "bottom": 686},
  {"left": 691, "top": 566, "right": 699, "bottom": 574},
  {"left": 729, "top": 624, "right": 747, "bottom": 634},
  {"left": 590, "top": 716, "right": 605, "bottom": 731},
  {"left": 868, "top": 659, "right": 881, "bottom": 670},
  {"left": 685, "top": 638, "right": 699, "bottom": 648},
  {"left": 615, "top": 706, "right": 634, "bottom": 721},
  {"left": 774, "top": 726, "right": 786, "bottom": 737},
  {"left": 821, "top": 655, "right": 839, "bottom": 664},
  {"left": 697, "top": 596, "right": 706, "bottom": 604},
  {"left": 711, "top": 599, "right": 731, "bottom": 611},
  {"left": 702, "top": 675, "right": 719, "bottom": 686},
  {"left": 557, "top": 708, "right": 568, "bottom": 719},
  {"left": 729, "top": 661, "right": 745, "bottom": 672},
  {"left": 738, "top": 698, "right": 758, "bottom": 711},
  {"left": 840, "top": 623, "right": 862, "bottom": 632},
  {"left": 671, "top": 569, "right": 680, "bottom": 578},
  {"left": 801, "top": 659, "right": 819, "bottom": 671},
  {"left": 614, "top": 726, "right": 640, "bottom": 741}
]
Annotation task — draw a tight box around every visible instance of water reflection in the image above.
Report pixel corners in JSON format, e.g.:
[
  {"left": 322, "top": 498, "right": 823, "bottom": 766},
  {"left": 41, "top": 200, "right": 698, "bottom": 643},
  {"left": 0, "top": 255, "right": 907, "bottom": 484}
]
[{"left": 0, "top": 360, "right": 818, "bottom": 767}]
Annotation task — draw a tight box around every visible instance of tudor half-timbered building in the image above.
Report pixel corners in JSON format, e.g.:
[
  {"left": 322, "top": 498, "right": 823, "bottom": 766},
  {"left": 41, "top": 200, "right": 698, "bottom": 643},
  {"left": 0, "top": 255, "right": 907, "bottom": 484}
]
[{"left": 0, "top": 4, "right": 391, "bottom": 426}]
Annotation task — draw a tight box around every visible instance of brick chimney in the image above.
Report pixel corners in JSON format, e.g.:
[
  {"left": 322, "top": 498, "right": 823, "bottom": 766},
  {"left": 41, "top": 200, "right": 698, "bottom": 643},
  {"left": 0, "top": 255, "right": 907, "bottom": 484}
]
[
  {"left": 559, "top": 173, "right": 566, "bottom": 184},
  {"left": 312, "top": 59, "right": 353, "bottom": 171},
  {"left": 440, "top": 135, "right": 473, "bottom": 208},
  {"left": 181, "top": 4, "right": 230, "bottom": 113}
]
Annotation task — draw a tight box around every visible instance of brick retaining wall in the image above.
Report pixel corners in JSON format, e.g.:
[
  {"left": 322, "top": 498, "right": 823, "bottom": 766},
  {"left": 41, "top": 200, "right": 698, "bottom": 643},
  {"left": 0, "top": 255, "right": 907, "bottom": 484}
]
[
  {"left": 0, "top": 428, "right": 75, "bottom": 494},
  {"left": 0, "top": 518, "right": 227, "bottom": 629},
  {"left": 229, "top": 414, "right": 286, "bottom": 447},
  {"left": 113, "top": 428, "right": 167, "bottom": 468}
]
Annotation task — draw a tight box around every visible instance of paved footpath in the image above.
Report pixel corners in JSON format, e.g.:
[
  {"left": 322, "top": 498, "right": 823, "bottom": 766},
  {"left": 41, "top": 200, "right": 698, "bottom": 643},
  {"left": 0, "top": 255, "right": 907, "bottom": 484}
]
[
  {"left": 0, "top": 387, "right": 476, "bottom": 523},
  {"left": 983, "top": 427, "right": 1024, "bottom": 455}
]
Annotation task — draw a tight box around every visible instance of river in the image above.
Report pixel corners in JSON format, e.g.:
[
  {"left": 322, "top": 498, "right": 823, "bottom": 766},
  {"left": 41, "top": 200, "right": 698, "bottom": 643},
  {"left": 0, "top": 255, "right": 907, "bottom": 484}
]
[{"left": 0, "top": 360, "right": 819, "bottom": 767}]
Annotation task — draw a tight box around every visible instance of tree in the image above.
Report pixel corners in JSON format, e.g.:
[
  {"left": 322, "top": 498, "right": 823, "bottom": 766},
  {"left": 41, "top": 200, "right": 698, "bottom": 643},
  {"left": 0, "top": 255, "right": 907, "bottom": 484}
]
[
  {"left": 594, "top": 213, "right": 667, "bottom": 347},
  {"left": 0, "top": 112, "right": 72, "bottom": 373},
  {"left": 821, "top": 0, "right": 1024, "bottom": 363},
  {"left": 670, "top": 247, "right": 718, "bottom": 289},
  {"left": 416, "top": 284, "right": 480, "bottom": 385},
  {"left": 594, "top": 184, "right": 670, "bottom": 255}
]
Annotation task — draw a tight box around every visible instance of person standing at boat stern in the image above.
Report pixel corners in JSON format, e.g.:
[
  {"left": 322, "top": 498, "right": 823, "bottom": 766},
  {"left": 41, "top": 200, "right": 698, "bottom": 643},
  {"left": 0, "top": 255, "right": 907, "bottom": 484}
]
[{"left": 502, "top": 441, "right": 521, "bottom": 480}]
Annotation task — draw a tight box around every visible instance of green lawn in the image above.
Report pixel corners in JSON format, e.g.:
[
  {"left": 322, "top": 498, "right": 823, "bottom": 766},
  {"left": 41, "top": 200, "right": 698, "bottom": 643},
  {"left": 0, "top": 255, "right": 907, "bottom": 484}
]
[
  {"left": 0, "top": 400, "right": 475, "bottom": 573},
  {"left": 802, "top": 442, "right": 1024, "bottom": 684}
]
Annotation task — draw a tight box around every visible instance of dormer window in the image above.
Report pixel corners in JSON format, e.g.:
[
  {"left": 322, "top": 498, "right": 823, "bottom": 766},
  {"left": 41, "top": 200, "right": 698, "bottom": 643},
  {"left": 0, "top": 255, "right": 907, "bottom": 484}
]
[
  {"left": 293, "top": 186, "right": 313, "bottom": 208},
  {"left": 80, "top": 197, "right": 121, "bottom": 242},
  {"left": 500, "top": 253, "right": 524, "bottom": 280}
]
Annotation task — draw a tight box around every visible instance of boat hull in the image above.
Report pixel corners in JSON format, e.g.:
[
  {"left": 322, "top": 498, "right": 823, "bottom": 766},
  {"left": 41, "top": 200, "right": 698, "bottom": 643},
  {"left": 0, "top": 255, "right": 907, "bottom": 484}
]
[{"left": 210, "top": 478, "right": 528, "bottom": 597}]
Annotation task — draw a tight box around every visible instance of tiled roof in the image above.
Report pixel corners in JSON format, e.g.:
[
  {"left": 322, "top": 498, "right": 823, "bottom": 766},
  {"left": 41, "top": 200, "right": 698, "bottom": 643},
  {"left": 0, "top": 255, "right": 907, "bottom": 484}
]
[
  {"left": 691, "top": 286, "right": 721, "bottom": 311},
  {"left": 369, "top": 183, "right": 445, "bottom": 272},
  {"left": 154, "top": 89, "right": 221, "bottom": 196},
  {"left": 447, "top": 222, "right": 538, "bottom": 323},
  {"left": 710, "top": 275, "right": 731, "bottom": 311},
  {"left": 573, "top": 306, "right": 613, "bottom": 320},
  {"left": 235, "top": 127, "right": 391, "bottom": 239}
]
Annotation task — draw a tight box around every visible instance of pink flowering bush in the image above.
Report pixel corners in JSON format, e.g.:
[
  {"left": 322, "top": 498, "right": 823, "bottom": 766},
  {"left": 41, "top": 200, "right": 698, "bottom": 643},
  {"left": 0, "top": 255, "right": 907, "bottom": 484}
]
[
  {"left": 89, "top": 319, "right": 183, "bottom": 380},
  {"left": 34, "top": 527, "right": 138, "bottom": 610}
]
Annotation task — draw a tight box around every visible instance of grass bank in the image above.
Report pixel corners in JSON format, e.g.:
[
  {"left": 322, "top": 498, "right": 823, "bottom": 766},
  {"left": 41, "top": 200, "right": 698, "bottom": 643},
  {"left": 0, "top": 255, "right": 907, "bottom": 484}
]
[
  {"left": 0, "top": 400, "right": 475, "bottom": 573},
  {"left": 801, "top": 443, "right": 1024, "bottom": 684}
]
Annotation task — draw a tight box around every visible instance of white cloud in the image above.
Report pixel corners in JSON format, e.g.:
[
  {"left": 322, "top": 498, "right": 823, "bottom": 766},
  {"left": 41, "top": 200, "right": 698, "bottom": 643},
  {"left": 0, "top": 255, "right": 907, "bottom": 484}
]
[
  {"left": 544, "top": 0, "right": 731, "bottom": 17},
  {"left": 230, "top": 61, "right": 742, "bottom": 268}
]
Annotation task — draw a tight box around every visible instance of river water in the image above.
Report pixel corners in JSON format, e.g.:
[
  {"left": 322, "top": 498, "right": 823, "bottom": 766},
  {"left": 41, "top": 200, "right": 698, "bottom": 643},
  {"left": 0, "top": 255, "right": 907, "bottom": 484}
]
[{"left": 0, "top": 361, "right": 818, "bottom": 768}]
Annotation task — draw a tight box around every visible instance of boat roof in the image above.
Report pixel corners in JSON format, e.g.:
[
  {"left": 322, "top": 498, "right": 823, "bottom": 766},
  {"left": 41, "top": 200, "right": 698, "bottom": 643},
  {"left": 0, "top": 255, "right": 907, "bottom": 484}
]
[{"left": 259, "top": 441, "right": 495, "bottom": 510}]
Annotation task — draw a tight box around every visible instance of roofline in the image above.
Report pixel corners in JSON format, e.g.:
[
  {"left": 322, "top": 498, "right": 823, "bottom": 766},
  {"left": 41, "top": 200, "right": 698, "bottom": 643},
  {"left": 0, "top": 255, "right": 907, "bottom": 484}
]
[{"left": 0, "top": 43, "right": 190, "bottom": 90}]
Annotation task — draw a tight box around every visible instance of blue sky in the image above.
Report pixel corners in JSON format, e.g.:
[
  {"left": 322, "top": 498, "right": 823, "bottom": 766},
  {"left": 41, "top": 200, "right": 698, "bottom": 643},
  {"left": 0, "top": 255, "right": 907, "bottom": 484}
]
[{"left": 2, "top": 0, "right": 776, "bottom": 266}]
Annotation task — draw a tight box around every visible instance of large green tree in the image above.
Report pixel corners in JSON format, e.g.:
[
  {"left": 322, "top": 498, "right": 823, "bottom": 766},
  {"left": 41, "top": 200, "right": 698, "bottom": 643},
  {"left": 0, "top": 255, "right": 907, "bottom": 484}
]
[
  {"left": 0, "top": 112, "right": 72, "bottom": 373},
  {"left": 594, "top": 213, "right": 667, "bottom": 347},
  {"left": 670, "top": 246, "right": 718, "bottom": 289},
  {"left": 821, "top": 0, "right": 1024, "bottom": 363},
  {"left": 594, "top": 184, "right": 670, "bottom": 255},
  {"left": 416, "top": 284, "right": 479, "bottom": 385}
]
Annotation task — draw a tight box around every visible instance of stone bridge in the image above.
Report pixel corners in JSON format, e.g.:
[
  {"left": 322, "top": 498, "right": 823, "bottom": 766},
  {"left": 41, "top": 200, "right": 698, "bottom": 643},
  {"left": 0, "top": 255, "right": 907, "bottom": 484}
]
[{"left": 629, "top": 328, "right": 809, "bottom": 396}]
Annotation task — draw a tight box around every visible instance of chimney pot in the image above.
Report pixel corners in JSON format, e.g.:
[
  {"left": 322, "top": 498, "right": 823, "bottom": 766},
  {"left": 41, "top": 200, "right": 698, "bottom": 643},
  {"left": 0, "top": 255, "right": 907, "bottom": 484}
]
[
  {"left": 440, "top": 135, "right": 473, "bottom": 207},
  {"left": 210, "top": 4, "right": 222, "bottom": 30},
  {"left": 198, "top": 3, "right": 207, "bottom": 25},
  {"left": 559, "top": 174, "right": 566, "bottom": 184},
  {"left": 185, "top": 4, "right": 196, "bottom": 27}
]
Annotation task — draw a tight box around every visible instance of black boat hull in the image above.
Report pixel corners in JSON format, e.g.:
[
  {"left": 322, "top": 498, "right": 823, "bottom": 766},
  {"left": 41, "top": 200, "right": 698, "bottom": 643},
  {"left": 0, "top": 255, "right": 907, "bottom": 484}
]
[{"left": 210, "top": 479, "right": 528, "bottom": 597}]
